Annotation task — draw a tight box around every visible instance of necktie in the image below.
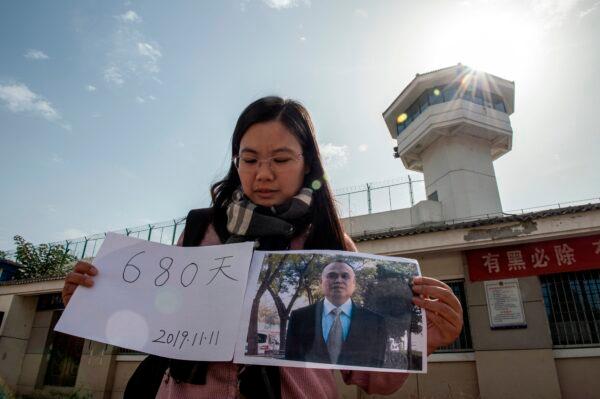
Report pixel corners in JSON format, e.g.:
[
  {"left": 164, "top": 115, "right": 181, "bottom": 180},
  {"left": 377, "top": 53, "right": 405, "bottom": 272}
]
[{"left": 327, "top": 308, "right": 343, "bottom": 364}]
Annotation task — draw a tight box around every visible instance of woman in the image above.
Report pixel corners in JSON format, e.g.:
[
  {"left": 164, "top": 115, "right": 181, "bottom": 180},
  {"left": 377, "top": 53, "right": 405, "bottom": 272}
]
[{"left": 62, "top": 96, "right": 463, "bottom": 398}]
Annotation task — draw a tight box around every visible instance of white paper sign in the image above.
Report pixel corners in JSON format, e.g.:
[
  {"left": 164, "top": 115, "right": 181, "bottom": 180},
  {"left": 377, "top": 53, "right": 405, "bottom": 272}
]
[
  {"left": 55, "top": 233, "right": 255, "bottom": 361},
  {"left": 484, "top": 279, "right": 527, "bottom": 329}
]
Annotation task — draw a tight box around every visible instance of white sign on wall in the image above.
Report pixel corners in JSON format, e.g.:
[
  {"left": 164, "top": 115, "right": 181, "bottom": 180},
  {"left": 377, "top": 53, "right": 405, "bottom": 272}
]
[{"left": 484, "top": 278, "right": 527, "bottom": 329}]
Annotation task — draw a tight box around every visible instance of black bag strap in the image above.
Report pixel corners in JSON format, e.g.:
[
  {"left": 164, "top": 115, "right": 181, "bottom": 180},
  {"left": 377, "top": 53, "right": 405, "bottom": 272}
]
[
  {"left": 182, "top": 208, "right": 214, "bottom": 247},
  {"left": 123, "top": 355, "right": 169, "bottom": 399}
]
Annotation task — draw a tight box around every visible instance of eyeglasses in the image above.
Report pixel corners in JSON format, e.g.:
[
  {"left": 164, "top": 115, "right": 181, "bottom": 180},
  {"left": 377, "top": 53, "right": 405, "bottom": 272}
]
[{"left": 232, "top": 153, "right": 303, "bottom": 173}]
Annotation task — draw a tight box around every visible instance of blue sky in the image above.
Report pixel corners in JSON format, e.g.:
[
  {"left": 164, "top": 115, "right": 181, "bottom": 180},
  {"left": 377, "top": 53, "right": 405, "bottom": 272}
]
[{"left": 1, "top": 0, "right": 600, "bottom": 250}]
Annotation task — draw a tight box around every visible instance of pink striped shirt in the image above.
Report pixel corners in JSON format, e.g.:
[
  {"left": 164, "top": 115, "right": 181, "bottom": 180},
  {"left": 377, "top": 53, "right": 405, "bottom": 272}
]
[{"left": 156, "top": 224, "right": 408, "bottom": 399}]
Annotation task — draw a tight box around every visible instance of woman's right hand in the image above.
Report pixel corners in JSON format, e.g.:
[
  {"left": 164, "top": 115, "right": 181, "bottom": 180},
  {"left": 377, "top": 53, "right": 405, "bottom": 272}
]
[{"left": 62, "top": 261, "right": 98, "bottom": 306}]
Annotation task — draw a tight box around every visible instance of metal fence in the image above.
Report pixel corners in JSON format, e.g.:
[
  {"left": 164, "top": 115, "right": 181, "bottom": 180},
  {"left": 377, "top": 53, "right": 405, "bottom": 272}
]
[
  {"left": 2, "top": 176, "right": 600, "bottom": 262},
  {"left": 334, "top": 175, "right": 426, "bottom": 218},
  {"left": 1, "top": 176, "right": 426, "bottom": 260}
]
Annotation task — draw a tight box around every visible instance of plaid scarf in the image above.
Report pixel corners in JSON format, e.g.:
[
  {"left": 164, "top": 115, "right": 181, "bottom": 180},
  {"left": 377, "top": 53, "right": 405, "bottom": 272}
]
[{"left": 225, "top": 187, "right": 313, "bottom": 249}]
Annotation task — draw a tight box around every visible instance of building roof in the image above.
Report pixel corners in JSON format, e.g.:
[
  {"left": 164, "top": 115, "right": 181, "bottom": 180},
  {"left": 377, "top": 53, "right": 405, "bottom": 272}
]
[
  {"left": 0, "top": 274, "right": 65, "bottom": 287},
  {"left": 0, "top": 258, "right": 24, "bottom": 269},
  {"left": 351, "top": 202, "right": 600, "bottom": 242}
]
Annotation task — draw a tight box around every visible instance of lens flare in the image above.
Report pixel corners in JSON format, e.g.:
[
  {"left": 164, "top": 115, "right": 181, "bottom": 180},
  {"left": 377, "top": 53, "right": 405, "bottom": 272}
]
[
  {"left": 311, "top": 180, "right": 322, "bottom": 190},
  {"left": 105, "top": 310, "right": 149, "bottom": 348},
  {"left": 396, "top": 113, "right": 408, "bottom": 124},
  {"left": 433, "top": 88, "right": 441, "bottom": 96}
]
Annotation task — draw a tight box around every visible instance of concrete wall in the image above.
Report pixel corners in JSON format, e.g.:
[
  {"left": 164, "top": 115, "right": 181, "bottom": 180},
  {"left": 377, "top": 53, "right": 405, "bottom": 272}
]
[
  {"left": 16, "top": 309, "right": 53, "bottom": 395},
  {"left": 109, "top": 360, "right": 140, "bottom": 399},
  {"left": 75, "top": 341, "right": 118, "bottom": 399},
  {"left": 342, "top": 201, "right": 443, "bottom": 236},
  {"left": 0, "top": 294, "right": 37, "bottom": 390},
  {"left": 555, "top": 356, "right": 600, "bottom": 399},
  {"left": 421, "top": 134, "right": 503, "bottom": 221}
]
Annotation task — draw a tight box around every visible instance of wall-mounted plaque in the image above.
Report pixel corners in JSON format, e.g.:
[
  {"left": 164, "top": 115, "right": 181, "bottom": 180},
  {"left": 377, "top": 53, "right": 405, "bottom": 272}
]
[{"left": 484, "top": 279, "right": 527, "bottom": 329}]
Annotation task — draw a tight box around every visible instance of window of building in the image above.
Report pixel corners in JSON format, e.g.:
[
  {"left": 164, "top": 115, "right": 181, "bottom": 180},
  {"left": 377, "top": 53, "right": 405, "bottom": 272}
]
[
  {"left": 37, "top": 293, "right": 64, "bottom": 311},
  {"left": 435, "top": 280, "right": 473, "bottom": 352},
  {"left": 492, "top": 93, "right": 507, "bottom": 112},
  {"left": 540, "top": 270, "right": 600, "bottom": 347},
  {"left": 473, "top": 89, "right": 485, "bottom": 105},
  {"left": 395, "top": 83, "right": 508, "bottom": 136},
  {"left": 427, "top": 191, "right": 438, "bottom": 201},
  {"left": 429, "top": 87, "right": 443, "bottom": 105},
  {"left": 442, "top": 84, "right": 458, "bottom": 102},
  {"left": 419, "top": 90, "right": 430, "bottom": 113},
  {"left": 397, "top": 122, "right": 406, "bottom": 135},
  {"left": 43, "top": 310, "right": 85, "bottom": 387}
]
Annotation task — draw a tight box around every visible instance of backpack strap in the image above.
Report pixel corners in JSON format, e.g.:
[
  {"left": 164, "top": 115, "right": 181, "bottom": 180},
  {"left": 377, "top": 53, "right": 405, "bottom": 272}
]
[
  {"left": 123, "top": 355, "right": 169, "bottom": 399},
  {"left": 182, "top": 208, "right": 214, "bottom": 247}
]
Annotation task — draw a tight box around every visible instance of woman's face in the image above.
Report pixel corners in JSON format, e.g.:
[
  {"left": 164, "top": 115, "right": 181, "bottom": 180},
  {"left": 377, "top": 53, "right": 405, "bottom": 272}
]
[{"left": 237, "top": 120, "right": 307, "bottom": 207}]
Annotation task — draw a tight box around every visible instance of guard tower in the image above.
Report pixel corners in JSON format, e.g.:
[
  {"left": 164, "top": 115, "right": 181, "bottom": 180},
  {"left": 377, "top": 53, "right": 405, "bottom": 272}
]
[{"left": 383, "top": 64, "right": 515, "bottom": 221}]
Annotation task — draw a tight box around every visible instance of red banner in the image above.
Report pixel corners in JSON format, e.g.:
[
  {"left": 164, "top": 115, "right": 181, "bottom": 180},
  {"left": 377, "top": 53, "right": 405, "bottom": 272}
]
[{"left": 466, "top": 234, "right": 600, "bottom": 281}]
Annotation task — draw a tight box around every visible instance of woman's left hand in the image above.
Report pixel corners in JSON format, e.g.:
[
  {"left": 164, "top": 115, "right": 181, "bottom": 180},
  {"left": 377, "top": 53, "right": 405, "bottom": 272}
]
[{"left": 412, "top": 276, "right": 463, "bottom": 354}]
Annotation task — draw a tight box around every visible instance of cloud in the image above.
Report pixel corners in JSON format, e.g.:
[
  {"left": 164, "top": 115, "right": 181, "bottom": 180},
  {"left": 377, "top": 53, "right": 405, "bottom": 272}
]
[
  {"left": 262, "top": 0, "right": 310, "bottom": 9},
  {"left": 299, "top": 36, "right": 307, "bottom": 42},
  {"left": 354, "top": 8, "right": 368, "bottom": 18},
  {"left": 24, "top": 49, "right": 49, "bottom": 60},
  {"left": 117, "top": 10, "right": 142, "bottom": 23},
  {"left": 104, "top": 65, "right": 125, "bottom": 86},
  {"left": 0, "top": 82, "right": 68, "bottom": 127},
  {"left": 85, "top": 84, "right": 97, "bottom": 92},
  {"left": 579, "top": 1, "right": 600, "bottom": 17},
  {"left": 135, "top": 94, "right": 156, "bottom": 104},
  {"left": 51, "top": 153, "right": 64, "bottom": 163},
  {"left": 358, "top": 144, "right": 368, "bottom": 152},
  {"left": 319, "top": 143, "right": 348, "bottom": 169},
  {"left": 103, "top": 15, "right": 163, "bottom": 86},
  {"left": 137, "top": 42, "right": 162, "bottom": 73}
]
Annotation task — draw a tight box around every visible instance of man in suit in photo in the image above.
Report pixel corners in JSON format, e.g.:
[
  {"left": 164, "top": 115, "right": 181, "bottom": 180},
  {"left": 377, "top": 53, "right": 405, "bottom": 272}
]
[{"left": 284, "top": 261, "right": 387, "bottom": 367}]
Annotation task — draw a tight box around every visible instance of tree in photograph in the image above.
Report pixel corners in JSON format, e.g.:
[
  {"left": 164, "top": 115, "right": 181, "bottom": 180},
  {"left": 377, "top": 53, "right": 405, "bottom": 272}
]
[
  {"left": 12, "top": 235, "right": 76, "bottom": 280},
  {"left": 363, "top": 262, "right": 420, "bottom": 367},
  {"left": 258, "top": 304, "right": 279, "bottom": 327},
  {"left": 266, "top": 253, "right": 325, "bottom": 349},
  {"left": 247, "top": 254, "right": 289, "bottom": 355}
]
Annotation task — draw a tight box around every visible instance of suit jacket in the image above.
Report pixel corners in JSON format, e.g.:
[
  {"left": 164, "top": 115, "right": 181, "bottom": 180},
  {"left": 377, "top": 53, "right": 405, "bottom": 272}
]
[{"left": 284, "top": 300, "right": 387, "bottom": 368}]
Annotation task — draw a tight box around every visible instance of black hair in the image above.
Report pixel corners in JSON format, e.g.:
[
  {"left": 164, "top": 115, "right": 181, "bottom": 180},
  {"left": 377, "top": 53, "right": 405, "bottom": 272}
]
[{"left": 210, "top": 96, "right": 347, "bottom": 250}]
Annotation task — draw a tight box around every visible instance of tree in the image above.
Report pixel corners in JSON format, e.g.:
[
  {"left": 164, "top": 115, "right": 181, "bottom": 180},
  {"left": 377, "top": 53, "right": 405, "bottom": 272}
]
[
  {"left": 363, "top": 262, "right": 422, "bottom": 368},
  {"left": 246, "top": 254, "right": 289, "bottom": 355},
  {"left": 266, "top": 253, "right": 324, "bottom": 349},
  {"left": 258, "top": 304, "right": 279, "bottom": 327},
  {"left": 0, "top": 250, "right": 7, "bottom": 259},
  {"left": 12, "top": 235, "right": 76, "bottom": 280}
]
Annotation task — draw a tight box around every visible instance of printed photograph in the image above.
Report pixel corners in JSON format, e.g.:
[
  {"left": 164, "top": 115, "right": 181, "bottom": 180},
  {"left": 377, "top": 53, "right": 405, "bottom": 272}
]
[{"left": 242, "top": 251, "right": 425, "bottom": 372}]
